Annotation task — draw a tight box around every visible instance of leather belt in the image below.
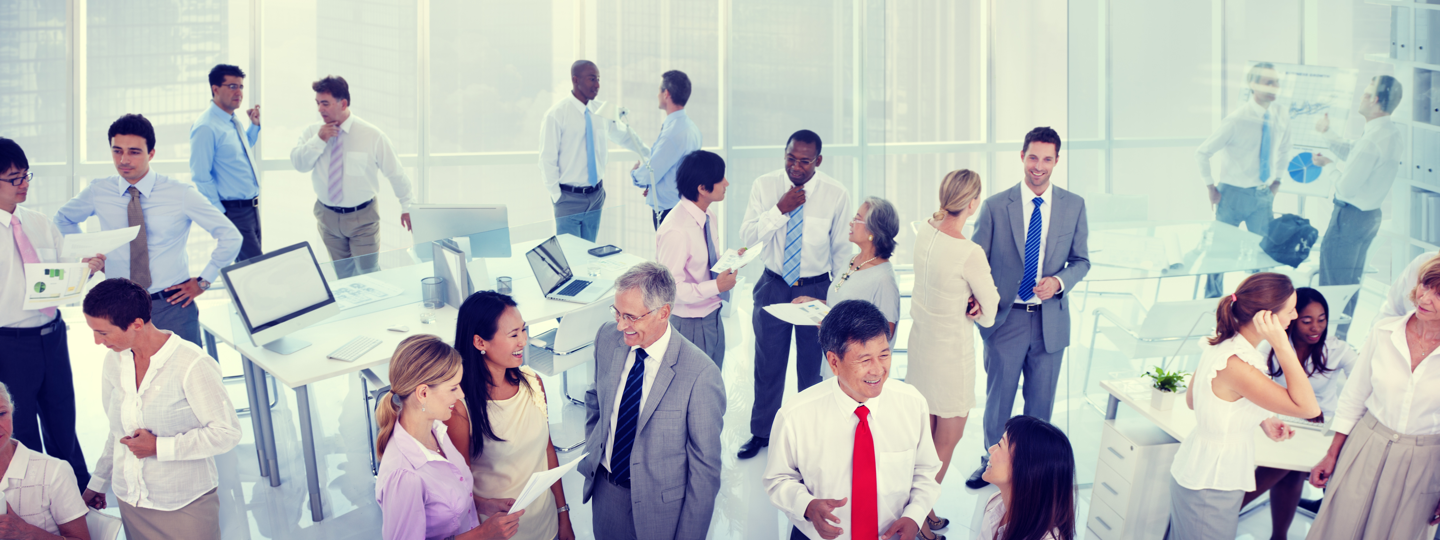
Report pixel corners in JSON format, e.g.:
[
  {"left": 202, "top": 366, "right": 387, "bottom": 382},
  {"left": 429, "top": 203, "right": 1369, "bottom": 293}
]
[
  {"left": 149, "top": 287, "right": 185, "bottom": 302},
  {"left": 764, "top": 269, "right": 829, "bottom": 288},
  {"left": 559, "top": 181, "right": 604, "bottom": 195},
  {"left": 221, "top": 197, "right": 259, "bottom": 208},
  {"left": 598, "top": 465, "right": 630, "bottom": 490},
  {"left": 0, "top": 315, "right": 63, "bottom": 337},
  {"left": 1013, "top": 303, "right": 1042, "bottom": 313},
  {"left": 322, "top": 198, "right": 374, "bottom": 214}
]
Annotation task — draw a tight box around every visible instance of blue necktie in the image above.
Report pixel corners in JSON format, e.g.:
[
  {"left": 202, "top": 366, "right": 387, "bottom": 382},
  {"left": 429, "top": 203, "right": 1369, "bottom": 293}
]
[
  {"left": 782, "top": 203, "right": 805, "bottom": 285},
  {"left": 1258, "top": 110, "right": 1271, "bottom": 184},
  {"left": 610, "top": 348, "right": 647, "bottom": 485},
  {"left": 1018, "top": 197, "right": 1043, "bottom": 301},
  {"left": 584, "top": 109, "right": 599, "bottom": 186}
]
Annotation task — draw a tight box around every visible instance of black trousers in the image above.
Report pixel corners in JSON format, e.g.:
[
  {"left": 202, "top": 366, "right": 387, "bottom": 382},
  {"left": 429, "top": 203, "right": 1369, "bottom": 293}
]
[
  {"left": 750, "top": 269, "right": 830, "bottom": 438},
  {"left": 0, "top": 315, "right": 89, "bottom": 489},
  {"left": 224, "top": 202, "right": 263, "bottom": 262},
  {"left": 652, "top": 207, "right": 672, "bottom": 230}
]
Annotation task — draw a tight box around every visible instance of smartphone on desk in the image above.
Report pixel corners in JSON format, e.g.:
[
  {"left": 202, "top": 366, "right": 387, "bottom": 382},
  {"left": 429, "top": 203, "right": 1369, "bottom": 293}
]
[{"left": 588, "top": 245, "right": 622, "bottom": 258}]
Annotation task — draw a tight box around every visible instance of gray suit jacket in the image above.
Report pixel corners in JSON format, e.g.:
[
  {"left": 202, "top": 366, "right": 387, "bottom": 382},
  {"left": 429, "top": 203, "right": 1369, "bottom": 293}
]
[
  {"left": 581, "top": 321, "right": 725, "bottom": 540},
  {"left": 972, "top": 183, "right": 1091, "bottom": 353}
]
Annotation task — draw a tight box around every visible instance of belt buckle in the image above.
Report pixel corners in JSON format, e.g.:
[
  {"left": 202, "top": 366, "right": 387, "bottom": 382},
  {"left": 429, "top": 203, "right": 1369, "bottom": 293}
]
[
  {"left": 251, "top": 197, "right": 260, "bottom": 207},
  {"left": 793, "top": 279, "right": 801, "bottom": 287}
]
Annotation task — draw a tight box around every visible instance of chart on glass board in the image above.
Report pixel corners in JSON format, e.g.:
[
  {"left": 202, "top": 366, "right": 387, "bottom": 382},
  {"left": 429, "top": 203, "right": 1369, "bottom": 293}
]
[
  {"left": 1288, "top": 152, "right": 1323, "bottom": 184},
  {"left": 1239, "top": 61, "right": 1356, "bottom": 196}
]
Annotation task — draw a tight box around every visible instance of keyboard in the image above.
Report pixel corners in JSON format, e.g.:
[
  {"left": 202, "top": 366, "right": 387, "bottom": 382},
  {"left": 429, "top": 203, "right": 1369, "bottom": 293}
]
[
  {"left": 328, "top": 336, "right": 383, "bottom": 363},
  {"left": 1279, "top": 415, "right": 1328, "bottom": 431},
  {"left": 557, "top": 279, "right": 591, "bottom": 297}
]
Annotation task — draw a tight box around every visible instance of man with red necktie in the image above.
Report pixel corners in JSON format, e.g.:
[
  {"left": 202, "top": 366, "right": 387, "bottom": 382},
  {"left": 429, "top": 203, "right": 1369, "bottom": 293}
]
[{"left": 764, "top": 299, "right": 942, "bottom": 540}]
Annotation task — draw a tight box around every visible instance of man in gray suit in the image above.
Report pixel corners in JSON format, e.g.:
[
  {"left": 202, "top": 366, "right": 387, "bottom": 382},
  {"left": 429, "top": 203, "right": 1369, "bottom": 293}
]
[
  {"left": 965, "top": 126, "right": 1090, "bottom": 489},
  {"left": 582, "top": 261, "right": 726, "bottom": 540}
]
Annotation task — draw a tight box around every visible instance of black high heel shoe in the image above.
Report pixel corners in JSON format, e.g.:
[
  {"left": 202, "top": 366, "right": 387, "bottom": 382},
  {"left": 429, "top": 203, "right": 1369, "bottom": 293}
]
[{"left": 926, "top": 515, "right": 950, "bottom": 531}]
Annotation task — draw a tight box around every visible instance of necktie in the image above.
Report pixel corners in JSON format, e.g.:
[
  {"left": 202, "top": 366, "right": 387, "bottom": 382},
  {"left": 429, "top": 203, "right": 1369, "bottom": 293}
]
[
  {"left": 233, "top": 116, "right": 259, "bottom": 183},
  {"left": 127, "top": 186, "right": 151, "bottom": 290},
  {"left": 327, "top": 131, "right": 345, "bottom": 203},
  {"left": 1258, "top": 110, "right": 1272, "bottom": 184},
  {"left": 852, "top": 405, "right": 878, "bottom": 540},
  {"left": 611, "top": 348, "right": 647, "bottom": 485},
  {"left": 584, "top": 109, "right": 599, "bottom": 187},
  {"left": 783, "top": 202, "right": 804, "bottom": 285},
  {"left": 1018, "top": 197, "right": 1043, "bottom": 301},
  {"left": 705, "top": 215, "right": 729, "bottom": 302},
  {"left": 11, "top": 215, "right": 56, "bottom": 318}
]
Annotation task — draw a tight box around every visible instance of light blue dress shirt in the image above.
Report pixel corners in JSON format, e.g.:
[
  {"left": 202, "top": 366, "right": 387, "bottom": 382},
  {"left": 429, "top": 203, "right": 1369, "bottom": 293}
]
[
  {"left": 631, "top": 109, "right": 702, "bottom": 212},
  {"left": 189, "top": 101, "right": 261, "bottom": 213},
  {"left": 54, "top": 171, "right": 242, "bottom": 293}
]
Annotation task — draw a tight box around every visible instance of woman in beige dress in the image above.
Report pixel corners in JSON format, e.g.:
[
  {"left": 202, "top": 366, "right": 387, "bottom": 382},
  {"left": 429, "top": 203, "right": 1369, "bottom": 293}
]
[
  {"left": 907, "top": 169, "right": 1000, "bottom": 540},
  {"left": 445, "top": 291, "right": 575, "bottom": 540}
]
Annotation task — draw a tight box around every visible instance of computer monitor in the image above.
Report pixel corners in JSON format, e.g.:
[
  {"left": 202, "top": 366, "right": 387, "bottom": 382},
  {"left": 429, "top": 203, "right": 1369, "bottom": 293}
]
[
  {"left": 220, "top": 242, "right": 340, "bottom": 354},
  {"left": 411, "top": 204, "right": 511, "bottom": 259}
]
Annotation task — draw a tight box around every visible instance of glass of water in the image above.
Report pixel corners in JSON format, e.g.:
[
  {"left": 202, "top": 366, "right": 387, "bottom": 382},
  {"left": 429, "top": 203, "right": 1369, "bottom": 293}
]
[{"left": 420, "top": 277, "right": 445, "bottom": 324}]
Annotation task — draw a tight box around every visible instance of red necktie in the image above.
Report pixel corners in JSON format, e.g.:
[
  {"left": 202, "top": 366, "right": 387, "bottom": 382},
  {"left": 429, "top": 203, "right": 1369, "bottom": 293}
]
[{"left": 853, "top": 405, "right": 878, "bottom": 540}]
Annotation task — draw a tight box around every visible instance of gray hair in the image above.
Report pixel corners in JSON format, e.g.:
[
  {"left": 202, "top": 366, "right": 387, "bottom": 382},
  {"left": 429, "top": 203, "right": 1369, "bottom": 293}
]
[
  {"left": 862, "top": 197, "right": 900, "bottom": 259},
  {"left": 0, "top": 382, "right": 10, "bottom": 409},
  {"left": 616, "top": 261, "right": 676, "bottom": 311}
]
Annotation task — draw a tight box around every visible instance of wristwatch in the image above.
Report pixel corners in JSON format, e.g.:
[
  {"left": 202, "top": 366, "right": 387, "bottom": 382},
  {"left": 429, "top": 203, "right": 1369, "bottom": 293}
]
[
  {"left": 557, "top": 504, "right": 570, "bottom": 514},
  {"left": 196, "top": 278, "right": 211, "bottom": 291}
]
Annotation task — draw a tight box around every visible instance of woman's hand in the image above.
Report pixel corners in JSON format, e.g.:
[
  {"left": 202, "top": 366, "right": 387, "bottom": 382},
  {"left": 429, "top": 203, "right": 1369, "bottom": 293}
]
[
  {"left": 474, "top": 496, "right": 514, "bottom": 517},
  {"left": 1260, "top": 417, "right": 1295, "bottom": 442},
  {"left": 558, "top": 511, "right": 576, "bottom": 540},
  {"left": 1253, "top": 310, "right": 1292, "bottom": 350},
  {"left": 460, "top": 510, "right": 523, "bottom": 540},
  {"left": 1309, "top": 453, "right": 1337, "bottom": 488}
]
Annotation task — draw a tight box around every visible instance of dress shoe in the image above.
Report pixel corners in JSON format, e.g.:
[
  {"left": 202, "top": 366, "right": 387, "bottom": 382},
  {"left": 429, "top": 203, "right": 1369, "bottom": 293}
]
[
  {"left": 964, "top": 459, "right": 990, "bottom": 489},
  {"left": 1297, "top": 497, "right": 1322, "bottom": 514},
  {"left": 738, "top": 436, "right": 769, "bottom": 460}
]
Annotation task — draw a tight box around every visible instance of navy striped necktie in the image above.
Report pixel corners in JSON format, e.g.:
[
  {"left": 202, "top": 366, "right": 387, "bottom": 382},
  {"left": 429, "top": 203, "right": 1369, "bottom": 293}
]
[
  {"left": 611, "top": 348, "right": 647, "bottom": 484},
  {"left": 1018, "top": 197, "right": 1043, "bottom": 301}
]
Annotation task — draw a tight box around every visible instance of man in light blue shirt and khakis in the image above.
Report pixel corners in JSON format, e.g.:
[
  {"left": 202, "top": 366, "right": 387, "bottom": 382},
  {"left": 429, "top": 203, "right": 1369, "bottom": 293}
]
[
  {"left": 190, "top": 64, "right": 263, "bottom": 262},
  {"left": 631, "top": 70, "right": 703, "bottom": 229}
]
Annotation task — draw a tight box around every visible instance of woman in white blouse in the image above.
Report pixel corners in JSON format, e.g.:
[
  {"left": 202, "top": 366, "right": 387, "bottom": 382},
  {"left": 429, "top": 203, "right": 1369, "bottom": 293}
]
[
  {"left": 78, "top": 279, "right": 242, "bottom": 540},
  {"left": 1307, "top": 259, "right": 1440, "bottom": 540},
  {"left": 1168, "top": 273, "right": 1320, "bottom": 540},
  {"left": 976, "top": 415, "right": 1075, "bottom": 540},
  {"left": 0, "top": 382, "right": 92, "bottom": 540}
]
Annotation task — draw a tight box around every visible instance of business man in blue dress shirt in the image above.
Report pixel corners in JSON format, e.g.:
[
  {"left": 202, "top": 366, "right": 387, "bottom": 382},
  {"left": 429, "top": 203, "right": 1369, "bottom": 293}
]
[
  {"left": 190, "top": 64, "right": 263, "bottom": 262},
  {"left": 55, "top": 114, "right": 242, "bottom": 346},
  {"left": 631, "top": 70, "right": 702, "bottom": 229}
]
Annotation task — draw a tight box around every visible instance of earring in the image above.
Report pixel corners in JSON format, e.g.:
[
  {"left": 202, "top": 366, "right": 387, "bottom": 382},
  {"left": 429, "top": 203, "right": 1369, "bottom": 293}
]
[
  {"left": 868, "top": 235, "right": 873, "bottom": 241},
  {"left": 422, "top": 406, "right": 427, "bottom": 412},
  {"left": 480, "top": 350, "right": 486, "bottom": 355}
]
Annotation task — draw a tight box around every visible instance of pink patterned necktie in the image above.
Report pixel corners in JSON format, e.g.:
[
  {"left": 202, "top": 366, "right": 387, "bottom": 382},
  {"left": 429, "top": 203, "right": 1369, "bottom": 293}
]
[
  {"left": 327, "top": 131, "right": 345, "bottom": 203},
  {"left": 11, "top": 214, "right": 57, "bottom": 318}
]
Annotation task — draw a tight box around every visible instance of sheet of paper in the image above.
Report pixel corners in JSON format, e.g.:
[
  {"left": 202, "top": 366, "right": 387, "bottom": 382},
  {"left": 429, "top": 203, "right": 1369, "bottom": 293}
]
[
  {"left": 60, "top": 226, "right": 140, "bottom": 261},
  {"left": 509, "top": 453, "right": 587, "bottom": 515},
  {"left": 22, "top": 263, "right": 91, "bottom": 310},
  {"left": 329, "top": 276, "right": 405, "bottom": 310},
  {"left": 763, "top": 301, "right": 830, "bottom": 326},
  {"left": 710, "top": 243, "right": 763, "bottom": 273}
]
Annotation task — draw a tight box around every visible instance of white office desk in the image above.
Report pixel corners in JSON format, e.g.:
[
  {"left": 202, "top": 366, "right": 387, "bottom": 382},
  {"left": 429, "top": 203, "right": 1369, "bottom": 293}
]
[
  {"left": 1098, "top": 378, "right": 1329, "bottom": 472},
  {"left": 199, "top": 234, "right": 643, "bottom": 521}
]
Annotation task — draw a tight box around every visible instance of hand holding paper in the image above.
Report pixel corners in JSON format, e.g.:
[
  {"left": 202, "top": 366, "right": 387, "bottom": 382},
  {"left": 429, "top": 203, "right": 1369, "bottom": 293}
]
[
  {"left": 711, "top": 243, "right": 763, "bottom": 273},
  {"left": 764, "top": 301, "right": 830, "bottom": 326},
  {"left": 23, "top": 263, "right": 92, "bottom": 310},
  {"left": 61, "top": 226, "right": 139, "bottom": 261},
  {"left": 509, "top": 453, "right": 587, "bottom": 515}
]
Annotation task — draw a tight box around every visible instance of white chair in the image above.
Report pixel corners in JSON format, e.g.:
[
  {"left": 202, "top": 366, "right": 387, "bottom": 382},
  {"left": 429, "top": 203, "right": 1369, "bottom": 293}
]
[
  {"left": 1311, "top": 284, "right": 1361, "bottom": 326},
  {"left": 1083, "top": 297, "right": 1218, "bottom": 409},
  {"left": 524, "top": 301, "right": 612, "bottom": 451},
  {"left": 85, "top": 509, "right": 122, "bottom": 540}
]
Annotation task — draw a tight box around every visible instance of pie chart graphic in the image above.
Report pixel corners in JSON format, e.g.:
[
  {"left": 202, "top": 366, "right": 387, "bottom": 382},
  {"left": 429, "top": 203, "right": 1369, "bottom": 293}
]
[{"left": 1288, "top": 152, "right": 1323, "bottom": 184}]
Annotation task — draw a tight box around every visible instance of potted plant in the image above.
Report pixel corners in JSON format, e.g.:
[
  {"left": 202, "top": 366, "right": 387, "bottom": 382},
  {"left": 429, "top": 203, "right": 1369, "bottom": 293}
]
[{"left": 1144, "top": 367, "right": 1188, "bottom": 411}]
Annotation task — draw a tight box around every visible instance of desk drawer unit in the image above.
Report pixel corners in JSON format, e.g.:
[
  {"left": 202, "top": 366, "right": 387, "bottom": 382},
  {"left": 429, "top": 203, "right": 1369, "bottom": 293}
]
[{"left": 1087, "top": 420, "right": 1180, "bottom": 540}]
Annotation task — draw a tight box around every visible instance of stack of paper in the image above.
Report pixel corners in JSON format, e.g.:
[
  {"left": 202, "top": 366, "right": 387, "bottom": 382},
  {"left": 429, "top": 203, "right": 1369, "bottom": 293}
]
[
  {"left": 763, "top": 301, "right": 830, "bottom": 326},
  {"left": 710, "top": 244, "right": 763, "bottom": 273}
]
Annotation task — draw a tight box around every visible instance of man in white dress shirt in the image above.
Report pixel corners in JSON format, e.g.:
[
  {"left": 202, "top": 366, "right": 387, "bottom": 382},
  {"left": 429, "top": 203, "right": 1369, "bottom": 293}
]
[
  {"left": 0, "top": 381, "right": 92, "bottom": 540},
  {"left": 764, "top": 299, "right": 941, "bottom": 540},
  {"left": 289, "top": 75, "right": 415, "bottom": 277},
  {"left": 540, "top": 60, "right": 642, "bottom": 242},
  {"left": 1313, "top": 75, "right": 1404, "bottom": 339},
  {"left": 1196, "top": 62, "right": 1292, "bottom": 298},
  {"left": 738, "top": 129, "right": 853, "bottom": 460}
]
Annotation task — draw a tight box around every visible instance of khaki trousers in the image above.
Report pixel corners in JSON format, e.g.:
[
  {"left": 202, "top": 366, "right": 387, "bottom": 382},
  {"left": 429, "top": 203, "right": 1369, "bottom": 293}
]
[
  {"left": 1307, "top": 411, "right": 1440, "bottom": 540},
  {"left": 117, "top": 488, "right": 220, "bottom": 540},
  {"left": 314, "top": 200, "right": 381, "bottom": 277}
]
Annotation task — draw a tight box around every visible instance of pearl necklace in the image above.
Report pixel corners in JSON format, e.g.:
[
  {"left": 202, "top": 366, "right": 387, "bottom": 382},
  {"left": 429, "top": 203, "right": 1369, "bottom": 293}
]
[{"left": 835, "top": 255, "right": 879, "bottom": 290}]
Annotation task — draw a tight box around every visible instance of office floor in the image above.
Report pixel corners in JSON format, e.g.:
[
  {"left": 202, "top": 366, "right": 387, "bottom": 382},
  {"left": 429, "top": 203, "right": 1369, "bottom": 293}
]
[{"left": 59, "top": 270, "right": 1376, "bottom": 539}]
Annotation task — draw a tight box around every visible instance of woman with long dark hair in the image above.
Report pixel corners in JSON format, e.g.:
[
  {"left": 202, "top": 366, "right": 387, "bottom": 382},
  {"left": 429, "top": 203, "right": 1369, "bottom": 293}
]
[
  {"left": 1168, "top": 273, "right": 1321, "bottom": 540},
  {"left": 1242, "top": 287, "right": 1357, "bottom": 538},
  {"left": 976, "top": 415, "right": 1076, "bottom": 540},
  {"left": 443, "top": 291, "right": 575, "bottom": 540}
]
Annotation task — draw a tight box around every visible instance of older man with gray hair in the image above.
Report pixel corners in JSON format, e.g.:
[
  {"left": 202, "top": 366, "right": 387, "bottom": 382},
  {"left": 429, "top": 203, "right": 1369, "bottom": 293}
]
[
  {"left": 0, "top": 382, "right": 94, "bottom": 539},
  {"left": 580, "top": 261, "right": 725, "bottom": 540}
]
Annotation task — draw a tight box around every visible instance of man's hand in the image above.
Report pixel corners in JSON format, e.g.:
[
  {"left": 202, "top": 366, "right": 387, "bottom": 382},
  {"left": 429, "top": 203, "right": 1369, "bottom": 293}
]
[
  {"left": 966, "top": 295, "right": 982, "bottom": 319},
  {"left": 165, "top": 278, "right": 204, "bottom": 308},
  {"left": 1309, "top": 453, "right": 1337, "bottom": 488},
  {"left": 1268, "top": 180, "right": 1281, "bottom": 194},
  {"left": 1032, "top": 276, "right": 1061, "bottom": 301},
  {"left": 318, "top": 123, "right": 340, "bottom": 142},
  {"left": 82, "top": 489, "right": 106, "bottom": 510},
  {"left": 882, "top": 517, "right": 920, "bottom": 540},
  {"left": 717, "top": 269, "right": 738, "bottom": 293},
  {"left": 119, "top": 428, "right": 158, "bottom": 459},
  {"left": 1313, "top": 153, "right": 1332, "bottom": 167},
  {"left": 632, "top": 161, "right": 641, "bottom": 171},
  {"left": 473, "top": 496, "right": 514, "bottom": 516},
  {"left": 777, "top": 185, "right": 807, "bottom": 215},
  {"left": 0, "top": 503, "right": 42, "bottom": 539},
  {"left": 791, "top": 296, "right": 822, "bottom": 305},
  {"left": 1260, "top": 417, "right": 1295, "bottom": 442},
  {"left": 1429, "top": 497, "right": 1440, "bottom": 525},
  {"left": 248, "top": 104, "right": 261, "bottom": 126},
  {"left": 804, "top": 498, "right": 847, "bottom": 540},
  {"left": 1207, "top": 185, "right": 1221, "bottom": 206},
  {"left": 643, "top": 188, "right": 649, "bottom": 197},
  {"left": 83, "top": 253, "right": 106, "bottom": 276},
  {"left": 401, "top": 212, "right": 412, "bottom": 231},
  {"left": 1315, "top": 112, "right": 1330, "bottom": 134}
]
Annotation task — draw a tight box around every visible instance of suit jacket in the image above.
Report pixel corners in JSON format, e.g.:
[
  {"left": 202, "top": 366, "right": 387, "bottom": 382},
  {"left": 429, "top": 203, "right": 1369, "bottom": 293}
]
[
  {"left": 972, "top": 183, "right": 1091, "bottom": 353},
  {"left": 582, "top": 321, "right": 726, "bottom": 540}
]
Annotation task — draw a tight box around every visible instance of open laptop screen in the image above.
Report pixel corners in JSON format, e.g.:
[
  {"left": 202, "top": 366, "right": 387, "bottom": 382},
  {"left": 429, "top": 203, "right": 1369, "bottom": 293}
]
[{"left": 525, "top": 236, "right": 572, "bottom": 295}]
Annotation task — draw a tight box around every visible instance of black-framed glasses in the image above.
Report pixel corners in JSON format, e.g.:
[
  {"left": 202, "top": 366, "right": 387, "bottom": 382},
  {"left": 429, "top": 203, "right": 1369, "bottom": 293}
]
[
  {"left": 1, "top": 171, "right": 32, "bottom": 187},
  {"left": 611, "top": 305, "right": 658, "bottom": 324}
]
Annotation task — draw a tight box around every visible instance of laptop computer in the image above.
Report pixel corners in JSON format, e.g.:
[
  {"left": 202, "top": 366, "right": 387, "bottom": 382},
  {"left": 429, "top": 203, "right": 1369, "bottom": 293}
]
[{"left": 526, "top": 236, "right": 613, "bottom": 304}]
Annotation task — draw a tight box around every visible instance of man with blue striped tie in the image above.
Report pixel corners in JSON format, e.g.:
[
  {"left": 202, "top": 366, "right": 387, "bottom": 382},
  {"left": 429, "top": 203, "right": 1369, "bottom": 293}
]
[
  {"left": 964, "top": 127, "right": 1091, "bottom": 489},
  {"left": 738, "top": 130, "right": 853, "bottom": 460},
  {"left": 541, "top": 60, "right": 642, "bottom": 242}
]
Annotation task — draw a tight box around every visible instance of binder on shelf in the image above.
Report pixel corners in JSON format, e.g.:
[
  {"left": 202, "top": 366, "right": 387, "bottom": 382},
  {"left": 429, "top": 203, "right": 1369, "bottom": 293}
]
[
  {"left": 1428, "top": 192, "right": 1440, "bottom": 245},
  {"left": 1412, "top": 189, "right": 1426, "bottom": 243},
  {"left": 1419, "top": 10, "right": 1438, "bottom": 65},
  {"left": 1425, "top": 129, "right": 1440, "bottom": 186},
  {"left": 1417, "top": 69, "right": 1433, "bottom": 126},
  {"left": 1395, "top": 7, "right": 1413, "bottom": 61},
  {"left": 1431, "top": 71, "right": 1440, "bottom": 124}
]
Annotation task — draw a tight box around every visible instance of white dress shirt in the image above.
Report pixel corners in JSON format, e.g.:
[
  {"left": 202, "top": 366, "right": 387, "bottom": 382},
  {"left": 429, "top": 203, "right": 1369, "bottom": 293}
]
[
  {"left": 87, "top": 332, "right": 243, "bottom": 511},
  {"left": 1381, "top": 251, "right": 1436, "bottom": 319},
  {"left": 1, "top": 205, "right": 64, "bottom": 328},
  {"left": 739, "top": 169, "right": 852, "bottom": 281},
  {"left": 289, "top": 113, "right": 416, "bottom": 212},
  {"left": 1196, "top": 100, "right": 1293, "bottom": 188},
  {"left": 538, "top": 96, "right": 640, "bottom": 204},
  {"left": 1325, "top": 115, "right": 1403, "bottom": 211},
  {"left": 603, "top": 324, "right": 672, "bottom": 470},
  {"left": 0, "top": 441, "right": 89, "bottom": 535},
  {"left": 763, "top": 378, "right": 942, "bottom": 540},
  {"left": 1332, "top": 313, "right": 1440, "bottom": 436},
  {"left": 1257, "top": 336, "right": 1359, "bottom": 418},
  {"left": 1015, "top": 182, "right": 1064, "bottom": 304}
]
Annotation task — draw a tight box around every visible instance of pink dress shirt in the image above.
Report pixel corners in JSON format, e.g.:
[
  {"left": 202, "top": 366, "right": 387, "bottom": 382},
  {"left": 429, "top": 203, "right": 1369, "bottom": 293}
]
[
  {"left": 377, "top": 420, "right": 481, "bottom": 540},
  {"left": 657, "top": 199, "right": 723, "bottom": 318}
]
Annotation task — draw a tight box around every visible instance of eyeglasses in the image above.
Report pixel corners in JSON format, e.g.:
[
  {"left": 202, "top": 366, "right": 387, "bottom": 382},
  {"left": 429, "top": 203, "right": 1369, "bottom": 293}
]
[
  {"left": 221, "top": 84, "right": 244, "bottom": 91},
  {"left": 785, "top": 156, "right": 817, "bottom": 167},
  {"left": 1, "top": 171, "right": 33, "bottom": 187},
  {"left": 611, "top": 305, "right": 659, "bottom": 325}
]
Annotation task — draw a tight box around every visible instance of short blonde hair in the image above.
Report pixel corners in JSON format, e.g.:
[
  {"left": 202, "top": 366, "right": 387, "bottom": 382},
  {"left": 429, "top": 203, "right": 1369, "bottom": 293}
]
[
  {"left": 934, "top": 169, "right": 983, "bottom": 221},
  {"left": 1412, "top": 255, "right": 1440, "bottom": 304}
]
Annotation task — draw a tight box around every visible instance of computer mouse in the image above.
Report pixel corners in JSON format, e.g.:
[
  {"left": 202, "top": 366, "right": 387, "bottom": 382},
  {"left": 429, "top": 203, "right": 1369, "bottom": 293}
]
[{"left": 389, "top": 325, "right": 410, "bottom": 333}]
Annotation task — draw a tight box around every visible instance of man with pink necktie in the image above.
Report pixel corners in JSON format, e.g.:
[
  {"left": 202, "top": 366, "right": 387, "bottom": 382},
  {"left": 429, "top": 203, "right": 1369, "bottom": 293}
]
[
  {"left": 289, "top": 75, "right": 415, "bottom": 277},
  {"left": 0, "top": 137, "right": 105, "bottom": 492}
]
